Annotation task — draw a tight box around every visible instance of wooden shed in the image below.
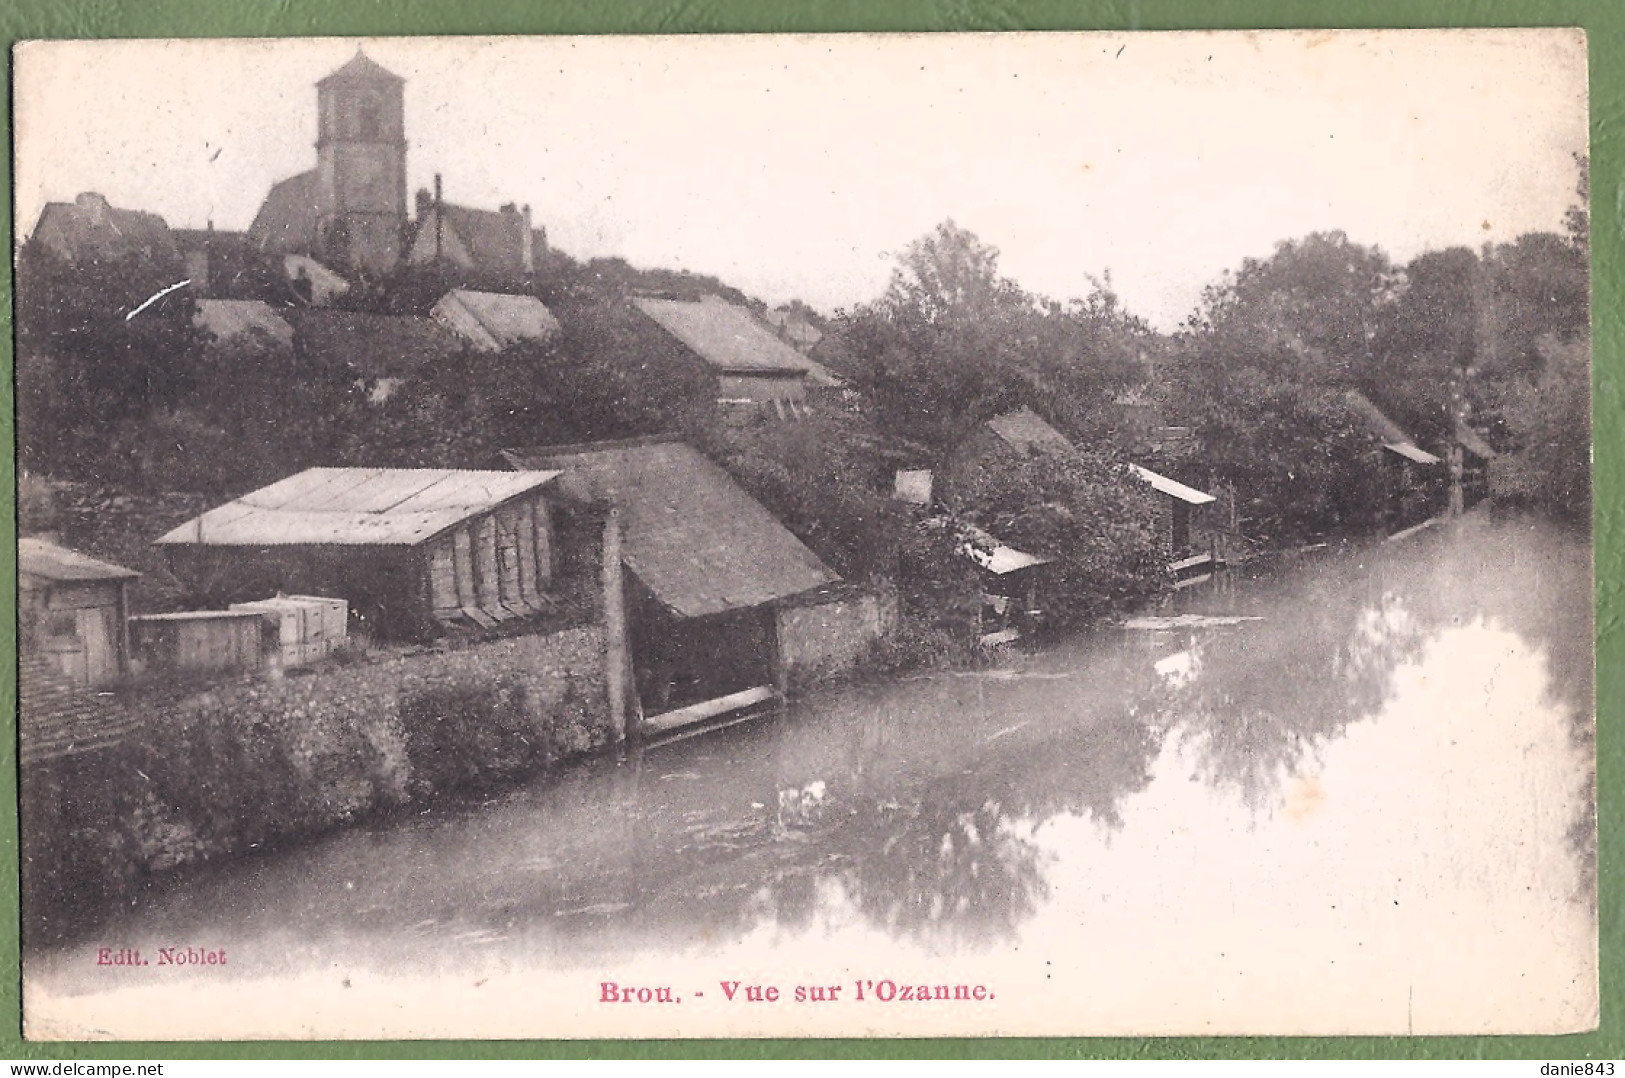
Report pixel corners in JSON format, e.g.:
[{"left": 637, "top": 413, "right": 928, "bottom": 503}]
[
  {"left": 18, "top": 538, "right": 138, "bottom": 688},
  {"left": 129, "top": 610, "right": 273, "bottom": 676},
  {"left": 154, "top": 467, "right": 562, "bottom": 642}
]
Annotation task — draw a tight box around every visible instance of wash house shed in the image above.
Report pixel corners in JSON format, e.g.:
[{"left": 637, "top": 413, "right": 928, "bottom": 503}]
[
  {"left": 503, "top": 437, "right": 839, "bottom": 729},
  {"left": 1342, "top": 390, "right": 1444, "bottom": 532},
  {"left": 19, "top": 538, "right": 138, "bottom": 688},
  {"left": 958, "top": 408, "right": 1223, "bottom": 575},
  {"left": 155, "top": 467, "right": 562, "bottom": 642}
]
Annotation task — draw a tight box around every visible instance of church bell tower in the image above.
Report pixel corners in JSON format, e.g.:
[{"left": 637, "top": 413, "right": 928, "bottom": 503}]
[{"left": 315, "top": 50, "right": 407, "bottom": 276}]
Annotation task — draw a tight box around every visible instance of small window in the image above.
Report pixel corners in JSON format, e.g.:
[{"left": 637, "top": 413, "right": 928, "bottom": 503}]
[{"left": 358, "top": 98, "right": 382, "bottom": 138}]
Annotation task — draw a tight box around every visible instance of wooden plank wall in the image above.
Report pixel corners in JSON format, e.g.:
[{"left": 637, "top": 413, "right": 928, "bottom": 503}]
[{"left": 426, "top": 493, "right": 556, "bottom": 629}]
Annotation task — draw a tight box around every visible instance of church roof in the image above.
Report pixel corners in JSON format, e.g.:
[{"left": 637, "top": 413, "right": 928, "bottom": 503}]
[
  {"left": 319, "top": 50, "right": 404, "bottom": 86},
  {"left": 249, "top": 169, "right": 323, "bottom": 255}
]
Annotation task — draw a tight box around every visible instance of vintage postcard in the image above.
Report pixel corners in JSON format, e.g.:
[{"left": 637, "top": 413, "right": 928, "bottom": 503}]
[{"left": 12, "top": 31, "right": 1595, "bottom": 1040}]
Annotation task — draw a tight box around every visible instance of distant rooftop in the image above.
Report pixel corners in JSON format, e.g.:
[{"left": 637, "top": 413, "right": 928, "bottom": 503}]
[
  {"left": 19, "top": 537, "right": 139, "bottom": 583},
  {"left": 633, "top": 295, "right": 817, "bottom": 376}
]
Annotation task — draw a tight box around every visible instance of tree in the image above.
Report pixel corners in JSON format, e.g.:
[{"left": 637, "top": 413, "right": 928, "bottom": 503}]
[
  {"left": 840, "top": 222, "right": 1035, "bottom": 451},
  {"left": 949, "top": 447, "right": 1168, "bottom": 628},
  {"left": 1170, "top": 233, "right": 1400, "bottom": 540},
  {"left": 1497, "top": 335, "right": 1590, "bottom": 523},
  {"left": 14, "top": 242, "right": 211, "bottom": 485}
]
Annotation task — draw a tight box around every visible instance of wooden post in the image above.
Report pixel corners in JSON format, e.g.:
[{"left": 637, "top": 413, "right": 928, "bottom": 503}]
[
  {"left": 601, "top": 505, "right": 630, "bottom": 745},
  {"left": 1448, "top": 443, "right": 1465, "bottom": 518}
]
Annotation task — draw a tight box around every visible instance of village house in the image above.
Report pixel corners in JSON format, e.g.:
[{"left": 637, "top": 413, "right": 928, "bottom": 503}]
[
  {"left": 173, "top": 227, "right": 280, "bottom": 301},
  {"left": 28, "top": 192, "right": 180, "bottom": 270},
  {"left": 19, "top": 538, "right": 139, "bottom": 689},
  {"left": 407, "top": 181, "right": 546, "bottom": 284},
  {"left": 502, "top": 436, "right": 859, "bottom": 737},
  {"left": 154, "top": 467, "right": 565, "bottom": 642},
  {"left": 632, "top": 294, "right": 837, "bottom": 416},
  {"left": 430, "top": 288, "right": 561, "bottom": 352},
  {"left": 760, "top": 306, "right": 824, "bottom": 353}
]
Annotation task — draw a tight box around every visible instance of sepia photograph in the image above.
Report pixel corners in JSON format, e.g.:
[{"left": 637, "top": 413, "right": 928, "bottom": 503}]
[{"left": 11, "top": 30, "right": 1596, "bottom": 1040}]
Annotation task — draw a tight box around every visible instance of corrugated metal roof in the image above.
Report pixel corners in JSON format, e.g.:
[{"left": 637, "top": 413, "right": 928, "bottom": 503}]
[
  {"left": 1129, "top": 464, "right": 1217, "bottom": 505},
  {"left": 154, "top": 468, "right": 561, "bottom": 548},
  {"left": 19, "top": 537, "right": 139, "bottom": 582},
  {"left": 438, "top": 290, "right": 561, "bottom": 349},
  {"left": 503, "top": 439, "right": 837, "bottom": 617},
  {"left": 195, "top": 299, "right": 295, "bottom": 348},
  {"left": 633, "top": 296, "right": 815, "bottom": 375},
  {"left": 986, "top": 408, "right": 1079, "bottom": 458}
]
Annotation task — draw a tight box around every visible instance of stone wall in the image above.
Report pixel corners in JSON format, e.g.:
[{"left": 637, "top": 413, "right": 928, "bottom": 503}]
[
  {"left": 22, "top": 625, "right": 609, "bottom": 942},
  {"left": 776, "top": 587, "right": 898, "bottom": 693}
]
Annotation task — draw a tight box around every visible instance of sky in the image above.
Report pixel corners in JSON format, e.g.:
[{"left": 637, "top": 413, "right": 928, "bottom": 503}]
[{"left": 13, "top": 31, "right": 1588, "bottom": 331}]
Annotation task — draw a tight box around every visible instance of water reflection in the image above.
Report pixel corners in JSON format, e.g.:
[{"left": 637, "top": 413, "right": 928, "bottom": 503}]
[{"left": 30, "top": 517, "right": 1594, "bottom": 996}]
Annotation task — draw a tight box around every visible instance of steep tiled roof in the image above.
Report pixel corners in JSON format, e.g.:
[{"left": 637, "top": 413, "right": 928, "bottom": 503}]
[
  {"left": 29, "top": 193, "right": 179, "bottom": 268},
  {"left": 284, "top": 307, "right": 464, "bottom": 379},
  {"left": 412, "top": 204, "right": 531, "bottom": 277},
  {"left": 503, "top": 438, "right": 837, "bottom": 618}
]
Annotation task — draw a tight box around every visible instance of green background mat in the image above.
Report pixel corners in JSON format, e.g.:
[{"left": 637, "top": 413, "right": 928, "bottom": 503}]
[{"left": 0, "top": 0, "right": 1617, "bottom": 1062}]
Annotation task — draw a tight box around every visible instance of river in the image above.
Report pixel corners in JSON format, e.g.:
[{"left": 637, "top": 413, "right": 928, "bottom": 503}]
[{"left": 24, "top": 515, "right": 1597, "bottom": 1039}]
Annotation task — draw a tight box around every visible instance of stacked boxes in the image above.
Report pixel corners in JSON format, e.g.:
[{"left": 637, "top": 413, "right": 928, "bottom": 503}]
[{"left": 229, "top": 595, "right": 349, "bottom": 669}]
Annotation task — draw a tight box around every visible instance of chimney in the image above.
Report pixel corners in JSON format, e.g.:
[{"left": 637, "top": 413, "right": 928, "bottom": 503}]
[
  {"left": 415, "top": 188, "right": 433, "bottom": 220},
  {"left": 433, "top": 173, "right": 443, "bottom": 263},
  {"left": 520, "top": 204, "right": 534, "bottom": 274},
  {"left": 76, "top": 192, "right": 110, "bottom": 225}
]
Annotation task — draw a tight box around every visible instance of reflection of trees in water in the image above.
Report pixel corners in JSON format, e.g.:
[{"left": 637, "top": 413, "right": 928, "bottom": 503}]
[
  {"left": 1157, "top": 585, "right": 1426, "bottom": 811},
  {"left": 745, "top": 704, "right": 1164, "bottom": 947},
  {"left": 1153, "top": 517, "right": 1591, "bottom": 820},
  {"left": 600, "top": 519, "right": 1595, "bottom": 950}
]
